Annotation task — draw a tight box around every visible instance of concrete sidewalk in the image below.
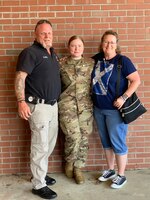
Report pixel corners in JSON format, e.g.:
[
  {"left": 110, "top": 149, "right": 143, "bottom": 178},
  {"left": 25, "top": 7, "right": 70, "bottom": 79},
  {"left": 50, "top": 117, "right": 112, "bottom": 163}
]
[{"left": 0, "top": 169, "right": 149, "bottom": 200}]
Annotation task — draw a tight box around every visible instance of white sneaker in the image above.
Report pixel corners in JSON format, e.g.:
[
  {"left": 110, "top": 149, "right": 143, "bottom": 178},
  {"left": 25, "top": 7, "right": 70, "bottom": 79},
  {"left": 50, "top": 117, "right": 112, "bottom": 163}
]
[
  {"left": 111, "top": 175, "right": 127, "bottom": 189},
  {"left": 98, "top": 170, "right": 116, "bottom": 182}
]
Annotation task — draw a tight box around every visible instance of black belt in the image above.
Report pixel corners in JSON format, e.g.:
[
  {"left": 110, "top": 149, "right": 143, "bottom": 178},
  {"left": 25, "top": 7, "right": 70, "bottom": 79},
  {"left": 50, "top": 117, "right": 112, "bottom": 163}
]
[{"left": 25, "top": 95, "right": 57, "bottom": 106}]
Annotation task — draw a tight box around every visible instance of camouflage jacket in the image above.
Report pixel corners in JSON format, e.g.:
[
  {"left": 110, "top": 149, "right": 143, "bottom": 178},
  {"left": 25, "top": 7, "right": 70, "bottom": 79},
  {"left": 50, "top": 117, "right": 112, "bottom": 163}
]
[{"left": 58, "top": 56, "right": 94, "bottom": 112}]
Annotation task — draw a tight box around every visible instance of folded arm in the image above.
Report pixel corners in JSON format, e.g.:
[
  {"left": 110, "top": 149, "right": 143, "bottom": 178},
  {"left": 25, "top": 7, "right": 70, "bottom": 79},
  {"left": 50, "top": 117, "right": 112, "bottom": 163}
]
[{"left": 114, "top": 71, "right": 141, "bottom": 109}]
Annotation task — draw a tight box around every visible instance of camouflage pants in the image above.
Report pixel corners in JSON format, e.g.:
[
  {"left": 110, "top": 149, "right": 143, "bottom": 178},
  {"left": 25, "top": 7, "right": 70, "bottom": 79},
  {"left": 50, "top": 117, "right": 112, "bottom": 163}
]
[{"left": 59, "top": 102, "right": 93, "bottom": 168}]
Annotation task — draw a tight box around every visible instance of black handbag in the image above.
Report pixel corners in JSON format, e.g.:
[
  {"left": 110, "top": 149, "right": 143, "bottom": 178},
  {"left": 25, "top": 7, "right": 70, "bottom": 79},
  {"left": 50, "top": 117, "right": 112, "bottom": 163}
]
[{"left": 116, "top": 56, "right": 147, "bottom": 124}]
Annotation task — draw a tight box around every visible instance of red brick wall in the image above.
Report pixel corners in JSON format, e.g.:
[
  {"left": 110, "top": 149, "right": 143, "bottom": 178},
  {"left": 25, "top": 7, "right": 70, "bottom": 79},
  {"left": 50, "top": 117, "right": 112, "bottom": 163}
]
[{"left": 0, "top": 0, "right": 150, "bottom": 175}]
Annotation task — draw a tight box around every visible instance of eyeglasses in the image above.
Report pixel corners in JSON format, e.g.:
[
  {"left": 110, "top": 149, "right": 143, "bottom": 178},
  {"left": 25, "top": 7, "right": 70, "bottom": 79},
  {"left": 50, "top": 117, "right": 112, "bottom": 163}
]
[{"left": 103, "top": 41, "right": 116, "bottom": 45}]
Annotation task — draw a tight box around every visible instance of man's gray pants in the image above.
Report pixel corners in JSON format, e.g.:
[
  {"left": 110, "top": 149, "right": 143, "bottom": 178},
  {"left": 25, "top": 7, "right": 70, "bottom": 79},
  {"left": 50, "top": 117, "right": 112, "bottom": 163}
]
[{"left": 28, "top": 102, "right": 58, "bottom": 189}]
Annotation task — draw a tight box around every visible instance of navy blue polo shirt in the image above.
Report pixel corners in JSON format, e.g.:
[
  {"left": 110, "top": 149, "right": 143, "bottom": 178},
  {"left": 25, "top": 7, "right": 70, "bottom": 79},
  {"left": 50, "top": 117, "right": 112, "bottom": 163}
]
[{"left": 16, "top": 41, "right": 61, "bottom": 101}]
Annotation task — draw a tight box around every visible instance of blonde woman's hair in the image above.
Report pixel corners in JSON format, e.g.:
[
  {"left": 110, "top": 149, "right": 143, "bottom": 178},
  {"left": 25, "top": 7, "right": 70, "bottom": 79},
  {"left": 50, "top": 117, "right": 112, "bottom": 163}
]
[{"left": 99, "top": 30, "right": 121, "bottom": 54}]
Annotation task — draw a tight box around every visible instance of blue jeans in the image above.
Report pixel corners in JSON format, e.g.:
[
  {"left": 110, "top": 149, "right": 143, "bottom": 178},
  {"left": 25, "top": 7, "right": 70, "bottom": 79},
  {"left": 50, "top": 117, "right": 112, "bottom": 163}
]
[{"left": 94, "top": 106, "right": 128, "bottom": 155}]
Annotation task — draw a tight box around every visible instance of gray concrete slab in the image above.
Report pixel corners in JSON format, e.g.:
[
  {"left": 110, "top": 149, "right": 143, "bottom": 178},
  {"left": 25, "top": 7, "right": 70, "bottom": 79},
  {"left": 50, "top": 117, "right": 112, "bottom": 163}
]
[{"left": 0, "top": 169, "right": 149, "bottom": 200}]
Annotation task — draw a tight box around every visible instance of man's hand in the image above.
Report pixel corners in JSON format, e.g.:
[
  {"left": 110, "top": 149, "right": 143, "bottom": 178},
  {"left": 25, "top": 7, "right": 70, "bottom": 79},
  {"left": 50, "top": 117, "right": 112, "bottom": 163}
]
[{"left": 18, "top": 101, "right": 32, "bottom": 120}]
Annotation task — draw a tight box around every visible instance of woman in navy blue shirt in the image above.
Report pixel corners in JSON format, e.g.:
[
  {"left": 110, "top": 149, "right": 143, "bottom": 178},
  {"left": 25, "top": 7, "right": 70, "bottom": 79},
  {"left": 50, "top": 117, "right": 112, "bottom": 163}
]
[{"left": 91, "top": 30, "right": 140, "bottom": 189}]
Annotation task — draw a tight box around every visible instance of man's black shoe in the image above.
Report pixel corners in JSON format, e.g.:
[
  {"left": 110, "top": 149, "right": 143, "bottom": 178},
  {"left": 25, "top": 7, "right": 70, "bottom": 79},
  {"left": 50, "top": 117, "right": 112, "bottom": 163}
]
[
  {"left": 32, "top": 186, "right": 57, "bottom": 199},
  {"left": 30, "top": 175, "right": 56, "bottom": 186},
  {"left": 45, "top": 175, "right": 56, "bottom": 185}
]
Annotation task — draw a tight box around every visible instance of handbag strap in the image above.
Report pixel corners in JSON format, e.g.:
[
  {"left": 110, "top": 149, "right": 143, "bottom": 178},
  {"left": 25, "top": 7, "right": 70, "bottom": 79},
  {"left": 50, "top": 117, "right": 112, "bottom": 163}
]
[{"left": 116, "top": 56, "right": 122, "bottom": 98}]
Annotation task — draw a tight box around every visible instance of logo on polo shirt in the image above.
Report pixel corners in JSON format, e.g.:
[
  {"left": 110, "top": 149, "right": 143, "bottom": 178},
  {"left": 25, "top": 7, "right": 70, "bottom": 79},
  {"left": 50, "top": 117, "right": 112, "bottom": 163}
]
[{"left": 43, "top": 56, "right": 48, "bottom": 59}]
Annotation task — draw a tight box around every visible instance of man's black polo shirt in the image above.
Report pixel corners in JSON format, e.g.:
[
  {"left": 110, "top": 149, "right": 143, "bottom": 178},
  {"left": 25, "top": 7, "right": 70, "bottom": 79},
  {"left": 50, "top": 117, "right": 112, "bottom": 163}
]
[{"left": 16, "top": 41, "right": 61, "bottom": 101}]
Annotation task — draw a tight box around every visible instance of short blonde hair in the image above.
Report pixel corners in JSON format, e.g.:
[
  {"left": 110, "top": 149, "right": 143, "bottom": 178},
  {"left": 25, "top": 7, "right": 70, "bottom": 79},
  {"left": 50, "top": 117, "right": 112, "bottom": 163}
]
[{"left": 99, "top": 30, "right": 121, "bottom": 54}]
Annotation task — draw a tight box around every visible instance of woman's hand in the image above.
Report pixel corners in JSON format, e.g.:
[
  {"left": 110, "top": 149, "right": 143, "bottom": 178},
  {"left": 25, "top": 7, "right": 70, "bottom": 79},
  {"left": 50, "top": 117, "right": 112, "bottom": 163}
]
[{"left": 113, "top": 97, "right": 125, "bottom": 109}]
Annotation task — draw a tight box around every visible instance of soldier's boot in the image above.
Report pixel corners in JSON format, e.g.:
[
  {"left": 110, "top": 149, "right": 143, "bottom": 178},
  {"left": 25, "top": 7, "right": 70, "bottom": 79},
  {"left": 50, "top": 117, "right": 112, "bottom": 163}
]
[
  {"left": 74, "top": 167, "right": 85, "bottom": 184},
  {"left": 65, "top": 162, "right": 74, "bottom": 178}
]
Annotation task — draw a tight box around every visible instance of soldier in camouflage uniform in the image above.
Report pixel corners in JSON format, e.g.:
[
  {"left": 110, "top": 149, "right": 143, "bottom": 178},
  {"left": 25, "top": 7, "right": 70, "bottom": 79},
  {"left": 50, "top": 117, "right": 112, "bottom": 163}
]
[{"left": 58, "top": 35, "right": 94, "bottom": 184}]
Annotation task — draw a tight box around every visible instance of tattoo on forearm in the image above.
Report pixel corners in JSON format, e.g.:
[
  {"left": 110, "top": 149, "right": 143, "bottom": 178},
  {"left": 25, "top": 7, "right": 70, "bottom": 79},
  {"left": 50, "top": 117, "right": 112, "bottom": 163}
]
[{"left": 15, "top": 72, "right": 25, "bottom": 100}]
